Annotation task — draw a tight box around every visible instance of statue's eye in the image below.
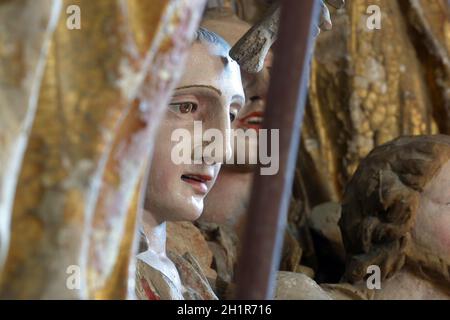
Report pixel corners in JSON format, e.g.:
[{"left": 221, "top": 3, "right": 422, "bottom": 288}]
[
  {"left": 169, "top": 102, "right": 197, "bottom": 114},
  {"left": 230, "top": 112, "right": 236, "bottom": 123}
]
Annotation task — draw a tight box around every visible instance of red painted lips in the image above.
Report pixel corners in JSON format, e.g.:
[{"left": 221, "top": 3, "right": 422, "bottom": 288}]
[
  {"left": 181, "top": 174, "right": 212, "bottom": 194},
  {"left": 238, "top": 111, "right": 264, "bottom": 130}
]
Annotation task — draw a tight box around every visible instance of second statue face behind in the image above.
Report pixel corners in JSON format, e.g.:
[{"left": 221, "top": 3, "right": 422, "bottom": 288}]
[{"left": 340, "top": 135, "right": 450, "bottom": 291}]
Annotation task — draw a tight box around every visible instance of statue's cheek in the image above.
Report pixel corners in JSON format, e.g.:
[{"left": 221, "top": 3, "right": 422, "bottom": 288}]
[
  {"left": 414, "top": 198, "right": 450, "bottom": 258},
  {"left": 434, "top": 209, "right": 450, "bottom": 256},
  {"left": 422, "top": 201, "right": 450, "bottom": 258}
]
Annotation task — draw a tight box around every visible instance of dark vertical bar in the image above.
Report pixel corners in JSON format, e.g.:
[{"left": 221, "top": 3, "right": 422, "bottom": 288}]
[{"left": 235, "top": 0, "right": 320, "bottom": 300}]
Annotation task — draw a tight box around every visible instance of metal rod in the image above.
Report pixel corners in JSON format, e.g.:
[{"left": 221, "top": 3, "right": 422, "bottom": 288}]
[{"left": 235, "top": 0, "right": 320, "bottom": 300}]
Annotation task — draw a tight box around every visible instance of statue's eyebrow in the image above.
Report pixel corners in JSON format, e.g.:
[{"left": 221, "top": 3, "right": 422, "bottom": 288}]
[{"left": 175, "top": 85, "right": 222, "bottom": 96}]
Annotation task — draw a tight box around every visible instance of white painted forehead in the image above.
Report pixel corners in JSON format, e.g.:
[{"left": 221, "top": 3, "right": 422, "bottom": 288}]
[{"left": 194, "top": 27, "right": 234, "bottom": 63}]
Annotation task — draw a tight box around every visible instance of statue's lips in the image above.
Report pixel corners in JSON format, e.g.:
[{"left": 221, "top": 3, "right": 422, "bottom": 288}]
[
  {"left": 180, "top": 174, "right": 212, "bottom": 194},
  {"left": 237, "top": 111, "right": 264, "bottom": 130}
]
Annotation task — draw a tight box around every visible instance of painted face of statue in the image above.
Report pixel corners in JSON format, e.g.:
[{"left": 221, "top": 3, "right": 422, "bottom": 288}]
[
  {"left": 413, "top": 159, "right": 450, "bottom": 262},
  {"left": 229, "top": 51, "right": 273, "bottom": 167},
  {"left": 235, "top": 51, "right": 272, "bottom": 132},
  {"left": 145, "top": 31, "right": 244, "bottom": 223}
]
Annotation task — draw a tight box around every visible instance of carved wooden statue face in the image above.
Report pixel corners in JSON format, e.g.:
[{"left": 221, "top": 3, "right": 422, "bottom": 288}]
[
  {"left": 145, "top": 30, "right": 244, "bottom": 223},
  {"left": 340, "top": 135, "right": 450, "bottom": 283},
  {"left": 413, "top": 159, "right": 450, "bottom": 262}
]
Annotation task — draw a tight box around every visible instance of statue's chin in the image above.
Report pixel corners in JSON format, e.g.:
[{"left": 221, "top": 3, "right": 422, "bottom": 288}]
[{"left": 164, "top": 197, "right": 204, "bottom": 223}]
